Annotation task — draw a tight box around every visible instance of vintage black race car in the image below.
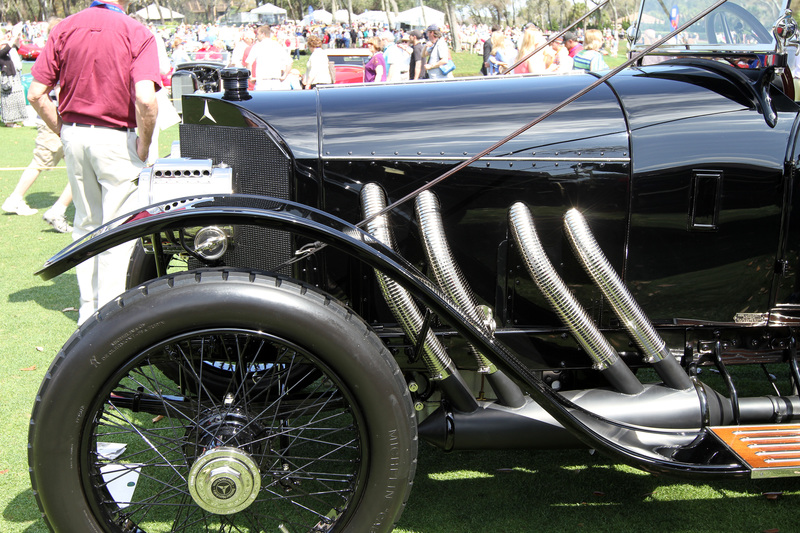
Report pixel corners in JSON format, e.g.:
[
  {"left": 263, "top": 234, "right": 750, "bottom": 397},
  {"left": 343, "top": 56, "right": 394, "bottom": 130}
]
[{"left": 27, "top": 0, "right": 800, "bottom": 531}]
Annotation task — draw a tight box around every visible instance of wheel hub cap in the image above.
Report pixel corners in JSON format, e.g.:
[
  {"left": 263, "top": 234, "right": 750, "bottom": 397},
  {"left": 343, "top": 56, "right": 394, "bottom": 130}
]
[{"left": 188, "top": 447, "right": 261, "bottom": 514}]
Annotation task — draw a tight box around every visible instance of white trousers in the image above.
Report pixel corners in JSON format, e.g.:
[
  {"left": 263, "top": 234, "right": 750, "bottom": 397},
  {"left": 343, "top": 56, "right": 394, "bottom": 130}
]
[
  {"left": 254, "top": 79, "right": 283, "bottom": 91},
  {"left": 61, "top": 124, "right": 143, "bottom": 324}
]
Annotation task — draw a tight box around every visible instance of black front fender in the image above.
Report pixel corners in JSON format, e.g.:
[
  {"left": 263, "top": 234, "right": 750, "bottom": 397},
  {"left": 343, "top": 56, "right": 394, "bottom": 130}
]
[
  {"left": 37, "top": 194, "right": 424, "bottom": 285},
  {"left": 37, "top": 193, "right": 748, "bottom": 479}
]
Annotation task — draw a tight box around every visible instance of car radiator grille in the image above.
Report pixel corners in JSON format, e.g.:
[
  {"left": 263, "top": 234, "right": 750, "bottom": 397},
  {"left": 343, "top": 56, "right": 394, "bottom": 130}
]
[{"left": 179, "top": 124, "right": 293, "bottom": 274}]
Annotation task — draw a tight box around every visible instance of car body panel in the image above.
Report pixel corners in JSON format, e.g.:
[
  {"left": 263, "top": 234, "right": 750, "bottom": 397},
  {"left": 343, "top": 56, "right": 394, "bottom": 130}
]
[
  {"left": 181, "top": 62, "right": 800, "bottom": 327},
  {"left": 606, "top": 65, "right": 799, "bottom": 321}
]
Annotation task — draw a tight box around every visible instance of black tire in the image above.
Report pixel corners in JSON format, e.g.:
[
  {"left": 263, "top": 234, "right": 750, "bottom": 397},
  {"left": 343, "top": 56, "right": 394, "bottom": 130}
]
[
  {"left": 29, "top": 269, "right": 417, "bottom": 533},
  {"left": 127, "top": 247, "right": 319, "bottom": 398}
]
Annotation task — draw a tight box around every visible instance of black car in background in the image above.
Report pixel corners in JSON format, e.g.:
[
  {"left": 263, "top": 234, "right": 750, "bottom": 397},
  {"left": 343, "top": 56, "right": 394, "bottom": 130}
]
[{"left": 28, "top": 0, "right": 800, "bottom": 531}]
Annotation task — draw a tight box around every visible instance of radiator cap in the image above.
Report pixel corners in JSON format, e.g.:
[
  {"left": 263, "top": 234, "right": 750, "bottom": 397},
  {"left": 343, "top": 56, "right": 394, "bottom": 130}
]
[{"left": 220, "top": 67, "right": 252, "bottom": 101}]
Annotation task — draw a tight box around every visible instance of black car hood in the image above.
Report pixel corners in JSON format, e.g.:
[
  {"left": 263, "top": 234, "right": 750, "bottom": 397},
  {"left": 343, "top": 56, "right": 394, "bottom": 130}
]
[{"left": 182, "top": 65, "right": 798, "bottom": 164}]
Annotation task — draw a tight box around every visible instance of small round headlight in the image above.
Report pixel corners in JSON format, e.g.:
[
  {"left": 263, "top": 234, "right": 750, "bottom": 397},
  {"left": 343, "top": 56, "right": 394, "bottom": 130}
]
[{"left": 193, "top": 226, "right": 228, "bottom": 261}]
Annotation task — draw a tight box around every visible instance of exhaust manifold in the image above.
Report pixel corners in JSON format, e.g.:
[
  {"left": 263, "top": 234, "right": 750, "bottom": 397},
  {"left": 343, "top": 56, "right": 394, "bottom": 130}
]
[
  {"left": 415, "top": 190, "right": 525, "bottom": 408},
  {"left": 508, "top": 203, "right": 644, "bottom": 395},
  {"left": 563, "top": 208, "right": 692, "bottom": 390},
  {"left": 360, "top": 183, "right": 478, "bottom": 413}
]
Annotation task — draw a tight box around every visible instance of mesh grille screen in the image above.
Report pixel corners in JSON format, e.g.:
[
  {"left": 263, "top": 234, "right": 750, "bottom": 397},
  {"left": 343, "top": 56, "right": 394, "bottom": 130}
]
[{"left": 180, "top": 124, "right": 293, "bottom": 274}]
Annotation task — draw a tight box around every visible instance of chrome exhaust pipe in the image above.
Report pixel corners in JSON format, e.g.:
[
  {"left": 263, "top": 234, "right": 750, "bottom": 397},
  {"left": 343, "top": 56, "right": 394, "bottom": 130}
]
[
  {"left": 415, "top": 191, "right": 525, "bottom": 408},
  {"left": 361, "top": 183, "right": 478, "bottom": 413},
  {"left": 419, "top": 382, "right": 741, "bottom": 451},
  {"left": 563, "top": 209, "right": 693, "bottom": 390},
  {"left": 509, "top": 203, "right": 644, "bottom": 395},
  {"left": 415, "top": 191, "right": 495, "bottom": 373}
]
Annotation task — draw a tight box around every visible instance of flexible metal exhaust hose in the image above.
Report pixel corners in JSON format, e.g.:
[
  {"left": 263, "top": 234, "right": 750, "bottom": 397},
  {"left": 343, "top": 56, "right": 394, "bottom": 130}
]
[
  {"left": 509, "top": 203, "right": 643, "bottom": 395},
  {"left": 360, "top": 183, "right": 453, "bottom": 380},
  {"left": 416, "top": 191, "right": 526, "bottom": 408},
  {"left": 415, "top": 191, "right": 496, "bottom": 374},
  {"left": 563, "top": 209, "right": 693, "bottom": 390}
]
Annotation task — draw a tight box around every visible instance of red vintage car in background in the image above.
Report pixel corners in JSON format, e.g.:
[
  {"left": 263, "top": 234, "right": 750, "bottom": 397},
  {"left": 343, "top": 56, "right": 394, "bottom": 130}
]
[
  {"left": 17, "top": 42, "right": 42, "bottom": 60},
  {"left": 326, "top": 48, "right": 370, "bottom": 84}
]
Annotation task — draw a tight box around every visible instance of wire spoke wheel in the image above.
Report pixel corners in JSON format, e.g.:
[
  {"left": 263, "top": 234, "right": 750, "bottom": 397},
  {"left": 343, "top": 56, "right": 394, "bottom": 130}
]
[
  {"left": 88, "top": 329, "right": 363, "bottom": 532},
  {"left": 29, "top": 270, "right": 417, "bottom": 533}
]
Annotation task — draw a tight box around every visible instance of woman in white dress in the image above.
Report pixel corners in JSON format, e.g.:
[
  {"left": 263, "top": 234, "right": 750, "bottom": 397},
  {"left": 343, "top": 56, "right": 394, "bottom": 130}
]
[{"left": 303, "top": 35, "right": 332, "bottom": 89}]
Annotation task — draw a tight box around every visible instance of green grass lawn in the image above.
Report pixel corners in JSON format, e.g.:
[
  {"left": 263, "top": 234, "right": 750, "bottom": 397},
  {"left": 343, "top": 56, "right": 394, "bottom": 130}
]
[{"left": 0, "top": 62, "right": 798, "bottom": 532}]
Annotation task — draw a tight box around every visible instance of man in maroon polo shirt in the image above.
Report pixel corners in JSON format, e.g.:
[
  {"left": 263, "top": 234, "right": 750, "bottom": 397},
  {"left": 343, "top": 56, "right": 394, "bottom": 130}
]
[{"left": 28, "top": 0, "right": 160, "bottom": 325}]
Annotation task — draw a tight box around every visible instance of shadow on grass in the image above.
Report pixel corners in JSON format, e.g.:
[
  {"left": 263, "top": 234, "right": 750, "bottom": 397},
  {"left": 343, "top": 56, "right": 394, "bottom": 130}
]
[
  {"left": 397, "top": 446, "right": 799, "bottom": 532},
  {"left": 12, "top": 191, "right": 75, "bottom": 234},
  {"left": 22, "top": 191, "right": 63, "bottom": 212},
  {"left": 3, "top": 489, "right": 48, "bottom": 533},
  {"left": 8, "top": 272, "right": 79, "bottom": 319},
  {"left": 6, "top": 445, "right": 798, "bottom": 532}
]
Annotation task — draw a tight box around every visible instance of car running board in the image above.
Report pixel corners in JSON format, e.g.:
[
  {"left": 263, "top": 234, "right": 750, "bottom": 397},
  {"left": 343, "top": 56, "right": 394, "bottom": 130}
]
[{"left": 710, "top": 425, "right": 800, "bottom": 478}]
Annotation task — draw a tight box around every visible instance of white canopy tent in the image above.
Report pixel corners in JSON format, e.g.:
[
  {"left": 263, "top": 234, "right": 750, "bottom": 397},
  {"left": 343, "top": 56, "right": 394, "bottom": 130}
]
[
  {"left": 135, "top": 3, "right": 184, "bottom": 20},
  {"left": 300, "top": 8, "right": 333, "bottom": 25},
  {"left": 334, "top": 9, "right": 353, "bottom": 23},
  {"left": 355, "top": 10, "right": 395, "bottom": 25},
  {"left": 395, "top": 5, "right": 444, "bottom": 28},
  {"left": 250, "top": 2, "right": 287, "bottom": 15}
]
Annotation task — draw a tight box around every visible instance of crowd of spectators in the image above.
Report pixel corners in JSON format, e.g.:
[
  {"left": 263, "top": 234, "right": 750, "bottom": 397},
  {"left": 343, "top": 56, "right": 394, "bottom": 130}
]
[
  {"left": 2, "top": 18, "right": 623, "bottom": 86},
  {"left": 0, "top": 16, "right": 625, "bottom": 123},
  {"left": 0, "top": 19, "right": 50, "bottom": 47},
  {"left": 0, "top": 17, "right": 627, "bottom": 121},
  {"left": 129, "top": 19, "right": 623, "bottom": 86}
]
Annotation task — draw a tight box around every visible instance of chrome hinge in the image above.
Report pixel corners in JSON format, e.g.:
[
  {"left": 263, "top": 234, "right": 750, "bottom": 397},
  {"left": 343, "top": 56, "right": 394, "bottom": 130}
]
[{"left": 776, "top": 258, "right": 790, "bottom": 276}]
